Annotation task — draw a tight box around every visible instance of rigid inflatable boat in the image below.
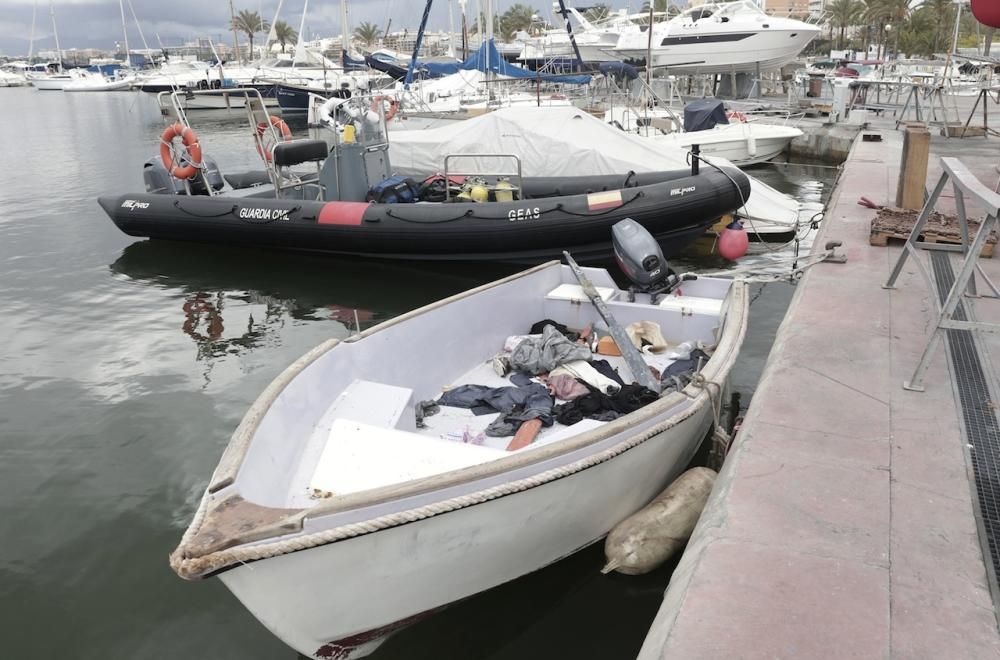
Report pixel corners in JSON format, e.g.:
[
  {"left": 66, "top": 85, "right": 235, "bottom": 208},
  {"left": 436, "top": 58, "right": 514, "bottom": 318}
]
[{"left": 98, "top": 90, "right": 752, "bottom": 262}]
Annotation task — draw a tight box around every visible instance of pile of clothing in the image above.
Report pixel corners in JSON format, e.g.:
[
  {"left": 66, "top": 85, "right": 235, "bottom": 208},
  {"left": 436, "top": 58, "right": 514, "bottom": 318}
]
[{"left": 424, "top": 319, "right": 710, "bottom": 441}]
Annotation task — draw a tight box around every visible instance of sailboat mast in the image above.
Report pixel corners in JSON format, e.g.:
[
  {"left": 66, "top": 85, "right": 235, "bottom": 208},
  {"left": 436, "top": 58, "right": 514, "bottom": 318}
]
[
  {"left": 28, "top": 0, "right": 38, "bottom": 62},
  {"left": 118, "top": 0, "right": 130, "bottom": 65},
  {"left": 49, "top": 0, "right": 62, "bottom": 71},
  {"left": 340, "top": 0, "right": 350, "bottom": 68},
  {"left": 405, "top": 0, "right": 434, "bottom": 87},
  {"left": 229, "top": 0, "right": 242, "bottom": 66},
  {"left": 555, "top": 0, "right": 586, "bottom": 71},
  {"left": 447, "top": 0, "right": 456, "bottom": 58}
]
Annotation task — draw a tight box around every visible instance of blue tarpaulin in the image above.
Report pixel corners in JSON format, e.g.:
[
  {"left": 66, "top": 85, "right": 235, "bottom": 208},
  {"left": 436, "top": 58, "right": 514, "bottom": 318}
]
[
  {"left": 423, "top": 40, "right": 591, "bottom": 84},
  {"left": 598, "top": 61, "right": 638, "bottom": 80},
  {"left": 683, "top": 98, "right": 729, "bottom": 132}
]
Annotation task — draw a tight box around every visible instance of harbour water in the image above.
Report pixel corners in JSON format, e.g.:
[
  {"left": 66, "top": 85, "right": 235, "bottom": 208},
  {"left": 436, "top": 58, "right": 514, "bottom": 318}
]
[{"left": 0, "top": 87, "right": 835, "bottom": 659}]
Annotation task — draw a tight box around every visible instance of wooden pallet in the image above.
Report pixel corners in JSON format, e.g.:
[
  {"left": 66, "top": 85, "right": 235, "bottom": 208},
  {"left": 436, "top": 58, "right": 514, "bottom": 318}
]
[{"left": 870, "top": 207, "right": 997, "bottom": 258}]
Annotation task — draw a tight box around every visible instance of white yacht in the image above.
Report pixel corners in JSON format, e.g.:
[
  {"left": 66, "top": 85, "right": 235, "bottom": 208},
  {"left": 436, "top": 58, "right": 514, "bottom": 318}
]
[
  {"left": 517, "top": 8, "right": 640, "bottom": 65},
  {"left": 611, "top": 1, "right": 820, "bottom": 74}
]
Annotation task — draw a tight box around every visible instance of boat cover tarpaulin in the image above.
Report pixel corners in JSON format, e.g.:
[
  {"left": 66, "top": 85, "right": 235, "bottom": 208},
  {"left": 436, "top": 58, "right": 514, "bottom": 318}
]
[
  {"left": 598, "top": 62, "right": 639, "bottom": 80},
  {"left": 683, "top": 99, "right": 729, "bottom": 132},
  {"left": 423, "top": 40, "right": 591, "bottom": 84},
  {"left": 389, "top": 106, "right": 799, "bottom": 226}
]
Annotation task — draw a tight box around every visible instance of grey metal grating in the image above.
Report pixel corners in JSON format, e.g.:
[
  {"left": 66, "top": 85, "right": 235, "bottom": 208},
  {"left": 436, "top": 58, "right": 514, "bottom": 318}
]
[{"left": 930, "top": 252, "right": 1000, "bottom": 586}]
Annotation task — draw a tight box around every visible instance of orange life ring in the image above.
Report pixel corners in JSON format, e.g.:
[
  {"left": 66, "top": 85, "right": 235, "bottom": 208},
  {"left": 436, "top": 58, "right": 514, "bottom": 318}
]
[
  {"left": 255, "top": 116, "right": 292, "bottom": 162},
  {"left": 160, "top": 123, "right": 202, "bottom": 180},
  {"left": 371, "top": 96, "right": 398, "bottom": 121},
  {"left": 726, "top": 111, "right": 748, "bottom": 123}
]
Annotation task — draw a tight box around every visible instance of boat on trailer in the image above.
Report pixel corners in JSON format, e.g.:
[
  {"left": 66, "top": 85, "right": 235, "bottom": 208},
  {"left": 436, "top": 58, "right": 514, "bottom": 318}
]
[
  {"left": 97, "top": 89, "right": 752, "bottom": 261},
  {"left": 169, "top": 224, "right": 749, "bottom": 659}
]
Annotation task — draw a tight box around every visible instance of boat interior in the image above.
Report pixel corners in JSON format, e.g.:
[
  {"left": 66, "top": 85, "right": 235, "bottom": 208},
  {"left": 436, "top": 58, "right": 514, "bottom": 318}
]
[{"left": 226, "top": 262, "right": 734, "bottom": 510}]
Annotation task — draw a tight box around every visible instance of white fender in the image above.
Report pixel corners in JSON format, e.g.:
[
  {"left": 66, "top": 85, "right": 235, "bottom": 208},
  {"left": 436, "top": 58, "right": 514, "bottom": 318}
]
[{"left": 318, "top": 96, "right": 350, "bottom": 126}]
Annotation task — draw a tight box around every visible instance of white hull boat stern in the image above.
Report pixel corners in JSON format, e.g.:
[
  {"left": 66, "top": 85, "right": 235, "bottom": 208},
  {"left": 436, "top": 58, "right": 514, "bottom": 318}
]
[
  {"left": 611, "top": 1, "right": 820, "bottom": 74},
  {"left": 170, "top": 262, "right": 748, "bottom": 659},
  {"left": 653, "top": 123, "right": 803, "bottom": 167}
]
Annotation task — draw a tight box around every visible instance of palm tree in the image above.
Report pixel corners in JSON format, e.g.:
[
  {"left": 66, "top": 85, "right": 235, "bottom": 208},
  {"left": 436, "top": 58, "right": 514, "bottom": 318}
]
[
  {"left": 922, "top": 0, "right": 954, "bottom": 54},
  {"left": 272, "top": 21, "right": 298, "bottom": 54},
  {"left": 232, "top": 9, "right": 269, "bottom": 56},
  {"left": 353, "top": 21, "right": 382, "bottom": 47},
  {"left": 640, "top": 0, "right": 681, "bottom": 15},
  {"left": 865, "top": 0, "right": 910, "bottom": 58},
  {"left": 499, "top": 4, "right": 536, "bottom": 40},
  {"left": 828, "top": 0, "right": 864, "bottom": 50}
]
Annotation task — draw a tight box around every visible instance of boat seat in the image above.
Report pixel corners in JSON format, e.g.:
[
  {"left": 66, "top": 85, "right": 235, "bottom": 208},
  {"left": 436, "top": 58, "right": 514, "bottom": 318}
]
[
  {"left": 310, "top": 419, "right": 505, "bottom": 496},
  {"left": 272, "top": 139, "right": 329, "bottom": 167},
  {"left": 224, "top": 170, "right": 271, "bottom": 190},
  {"left": 658, "top": 294, "right": 723, "bottom": 316},
  {"left": 325, "top": 379, "right": 415, "bottom": 431},
  {"left": 546, "top": 283, "right": 616, "bottom": 302}
]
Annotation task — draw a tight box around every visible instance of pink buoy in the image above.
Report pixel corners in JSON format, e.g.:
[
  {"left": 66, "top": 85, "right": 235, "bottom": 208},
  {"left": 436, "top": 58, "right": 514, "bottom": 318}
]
[
  {"left": 972, "top": 0, "right": 1000, "bottom": 28},
  {"left": 718, "top": 218, "right": 749, "bottom": 260}
]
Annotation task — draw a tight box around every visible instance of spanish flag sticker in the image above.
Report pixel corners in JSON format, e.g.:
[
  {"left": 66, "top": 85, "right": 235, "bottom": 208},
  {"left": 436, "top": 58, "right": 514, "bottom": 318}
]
[{"left": 586, "top": 190, "right": 623, "bottom": 211}]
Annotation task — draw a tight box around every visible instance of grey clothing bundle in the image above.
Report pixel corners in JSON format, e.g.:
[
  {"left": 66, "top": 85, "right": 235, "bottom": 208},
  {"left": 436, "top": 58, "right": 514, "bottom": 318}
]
[{"left": 508, "top": 325, "right": 592, "bottom": 375}]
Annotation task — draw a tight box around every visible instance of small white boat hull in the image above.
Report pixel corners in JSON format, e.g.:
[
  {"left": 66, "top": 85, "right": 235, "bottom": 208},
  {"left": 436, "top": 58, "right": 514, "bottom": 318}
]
[
  {"left": 220, "top": 407, "right": 712, "bottom": 658},
  {"left": 64, "top": 78, "right": 133, "bottom": 92},
  {"left": 171, "top": 262, "right": 748, "bottom": 659},
  {"left": 156, "top": 90, "right": 280, "bottom": 115},
  {"left": 653, "top": 125, "right": 802, "bottom": 167},
  {"left": 32, "top": 77, "right": 72, "bottom": 91}
]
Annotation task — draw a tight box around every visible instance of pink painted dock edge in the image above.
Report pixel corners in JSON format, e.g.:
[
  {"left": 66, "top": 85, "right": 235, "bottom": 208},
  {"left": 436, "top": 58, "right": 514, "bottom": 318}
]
[{"left": 638, "top": 125, "right": 1000, "bottom": 659}]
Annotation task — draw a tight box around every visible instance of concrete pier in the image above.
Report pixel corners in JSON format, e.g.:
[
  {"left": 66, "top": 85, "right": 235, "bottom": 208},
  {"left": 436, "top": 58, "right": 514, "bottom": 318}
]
[{"left": 639, "top": 107, "right": 1000, "bottom": 657}]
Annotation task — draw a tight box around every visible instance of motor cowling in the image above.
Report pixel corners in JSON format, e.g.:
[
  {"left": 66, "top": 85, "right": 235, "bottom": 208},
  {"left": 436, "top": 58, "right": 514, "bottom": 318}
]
[{"left": 612, "top": 218, "right": 669, "bottom": 291}]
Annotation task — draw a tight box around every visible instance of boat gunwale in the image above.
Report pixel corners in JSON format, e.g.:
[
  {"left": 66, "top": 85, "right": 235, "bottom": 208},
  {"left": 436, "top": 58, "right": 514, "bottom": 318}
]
[{"left": 172, "top": 264, "right": 748, "bottom": 578}]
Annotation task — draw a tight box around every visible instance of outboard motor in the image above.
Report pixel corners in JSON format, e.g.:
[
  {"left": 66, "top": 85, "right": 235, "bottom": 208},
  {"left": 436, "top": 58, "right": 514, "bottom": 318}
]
[
  {"left": 612, "top": 218, "right": 694, "bottom": 302},
  {"left": 187, "top": 155, "right": 224, "bottom": 195},
  {"left": 142, "top": 155, "right": 224, "bottom": 195},
  {"left": 143, "top": 158, "right": 185, "bottom": 194}
]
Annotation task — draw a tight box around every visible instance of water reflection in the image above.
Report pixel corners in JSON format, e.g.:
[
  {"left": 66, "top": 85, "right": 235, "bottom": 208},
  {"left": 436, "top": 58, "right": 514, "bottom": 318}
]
[{"left": 110, "top": 239, "right": 519, "bottom": 360}]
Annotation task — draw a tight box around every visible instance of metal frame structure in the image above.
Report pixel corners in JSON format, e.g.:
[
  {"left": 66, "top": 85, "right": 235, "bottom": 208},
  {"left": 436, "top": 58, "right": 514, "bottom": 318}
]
[
  {"left": 443, "top": 153, "right": 523, "bottom": 202},
  {"left": 157, "top": 87, "right": 276, "bottom": 197},
  {"left": 883, "top": 157, "right": 1000, "bottom": 391}
]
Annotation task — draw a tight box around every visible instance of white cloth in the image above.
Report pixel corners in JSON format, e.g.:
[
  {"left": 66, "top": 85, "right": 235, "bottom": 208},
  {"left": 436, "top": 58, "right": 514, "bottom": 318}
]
[{"left": 550, "top": 360, "right": 621, "bottom": 395}]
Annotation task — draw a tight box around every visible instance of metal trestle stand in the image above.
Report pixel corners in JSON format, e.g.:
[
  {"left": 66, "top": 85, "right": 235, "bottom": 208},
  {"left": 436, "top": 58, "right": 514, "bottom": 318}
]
[{"left": 883, "top": 157, "right": 1000, "bottom": 391}]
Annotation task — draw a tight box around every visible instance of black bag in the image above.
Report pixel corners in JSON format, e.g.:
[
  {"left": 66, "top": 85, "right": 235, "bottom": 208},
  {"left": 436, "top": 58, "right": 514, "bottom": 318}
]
[{"left": 366, "top": 175, "right": 419, "bottom": 204}]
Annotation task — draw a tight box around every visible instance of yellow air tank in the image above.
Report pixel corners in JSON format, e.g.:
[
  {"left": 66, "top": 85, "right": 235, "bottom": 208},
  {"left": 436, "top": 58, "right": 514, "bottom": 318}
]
[
  {"left": 494, "top": 177, "right": 516, "bottom": 203},
  {"left": 469, "top": 183, "right": 489, "bottom": 202}
]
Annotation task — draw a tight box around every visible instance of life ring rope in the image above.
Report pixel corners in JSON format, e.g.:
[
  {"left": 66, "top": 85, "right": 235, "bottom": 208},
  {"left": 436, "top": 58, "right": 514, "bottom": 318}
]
[
  {"left": 160, "top": 122, "right": 203, "bottom": 180},
  {"left": 371, "top": 96, "right": 398, "bottom": 121},
  {"left": 255, "top": 115, "right": 292, "bottom": 162}
]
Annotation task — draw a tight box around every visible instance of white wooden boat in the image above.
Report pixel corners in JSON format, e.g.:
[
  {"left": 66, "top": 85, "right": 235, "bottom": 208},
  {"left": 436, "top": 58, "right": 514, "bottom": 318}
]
[
  {"left": 648, "top": 122, "right": 802, "bottom": 167},
  {"left": 604, "top": 106, "right": 802, "bottom": 168},
  {"left": 63, "top": 76, "right": 133, "bottom": 92},
  {"left": 170, "top": 258, "right": 748, "bottom": 659}
]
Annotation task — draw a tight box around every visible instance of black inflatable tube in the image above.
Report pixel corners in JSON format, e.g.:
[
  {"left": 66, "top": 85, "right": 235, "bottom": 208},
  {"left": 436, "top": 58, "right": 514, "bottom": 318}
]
[{"left": 99, "top": 167, "right": 750, "bottom": 261}]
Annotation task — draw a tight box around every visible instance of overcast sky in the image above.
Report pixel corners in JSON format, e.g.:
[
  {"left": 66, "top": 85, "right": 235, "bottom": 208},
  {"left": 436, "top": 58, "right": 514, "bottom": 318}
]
[{"left": 0, "top": 0, "right": 643, "bottom": 57}]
